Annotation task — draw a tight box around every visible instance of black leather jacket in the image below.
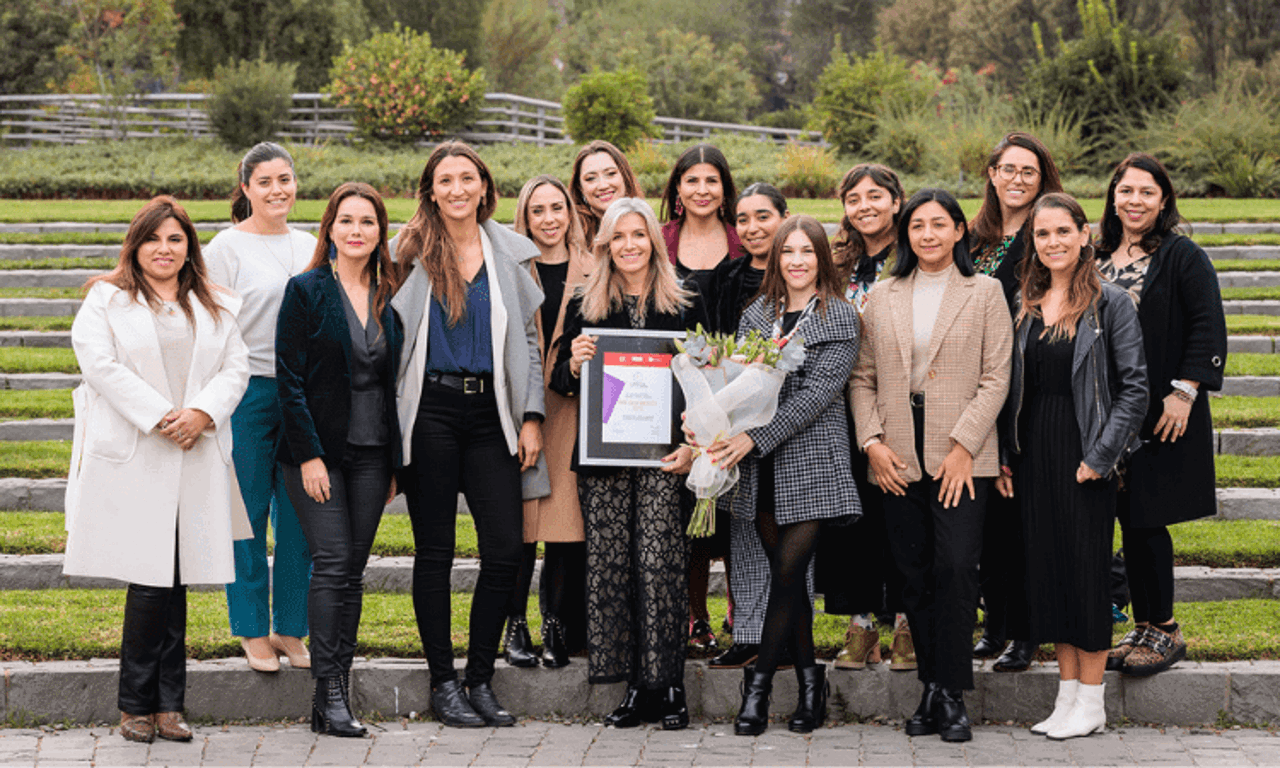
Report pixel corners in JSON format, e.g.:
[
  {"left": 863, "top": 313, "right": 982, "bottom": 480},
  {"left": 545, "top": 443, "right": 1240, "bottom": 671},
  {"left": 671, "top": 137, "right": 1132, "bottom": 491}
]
[{"left": 1002, "top": 282, "right": 1149, "bottom": 477}]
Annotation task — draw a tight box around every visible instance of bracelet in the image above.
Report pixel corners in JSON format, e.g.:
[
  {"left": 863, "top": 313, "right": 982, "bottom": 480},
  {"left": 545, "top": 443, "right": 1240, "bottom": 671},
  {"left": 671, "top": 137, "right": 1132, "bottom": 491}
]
[
  {"left": 1170, "top": 379, "right": 1198, "bottom": 401},
  {"left": 1172, "top": 389, "right": 1194, "bottom": 404}
]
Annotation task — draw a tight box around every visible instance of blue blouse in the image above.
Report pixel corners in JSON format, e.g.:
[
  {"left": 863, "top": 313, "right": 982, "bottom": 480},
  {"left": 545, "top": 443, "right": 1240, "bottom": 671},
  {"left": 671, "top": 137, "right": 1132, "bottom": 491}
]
[{"left": 426, "top": 265, "right": 494, "bottom": 375}]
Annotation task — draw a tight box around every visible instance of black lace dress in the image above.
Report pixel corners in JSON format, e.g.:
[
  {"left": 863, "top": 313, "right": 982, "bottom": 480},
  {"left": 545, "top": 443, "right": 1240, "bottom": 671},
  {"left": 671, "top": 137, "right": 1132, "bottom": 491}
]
[{"left": 1016, "top": 317, "right": 1117, "bottom": 652}]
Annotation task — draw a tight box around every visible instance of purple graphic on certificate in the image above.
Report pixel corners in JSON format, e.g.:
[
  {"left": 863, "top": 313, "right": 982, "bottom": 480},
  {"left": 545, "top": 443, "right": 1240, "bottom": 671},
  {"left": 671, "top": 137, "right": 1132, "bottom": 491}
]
[{"left": 601, "top": 372, "right": 625, "bottom": 423}]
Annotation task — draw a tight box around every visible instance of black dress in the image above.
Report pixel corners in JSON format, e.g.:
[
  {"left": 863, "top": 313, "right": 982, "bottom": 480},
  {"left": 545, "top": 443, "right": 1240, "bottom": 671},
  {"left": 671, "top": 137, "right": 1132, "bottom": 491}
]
[{"left": 1016, "top": 317, "right": 1116, "bottom": 652}]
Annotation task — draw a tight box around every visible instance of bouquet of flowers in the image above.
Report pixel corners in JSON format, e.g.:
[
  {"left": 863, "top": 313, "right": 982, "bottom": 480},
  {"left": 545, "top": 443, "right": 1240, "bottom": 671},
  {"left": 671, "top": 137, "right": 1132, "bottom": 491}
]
[{"left": 672, "top": 324, "right": 806, "bottom": 537}]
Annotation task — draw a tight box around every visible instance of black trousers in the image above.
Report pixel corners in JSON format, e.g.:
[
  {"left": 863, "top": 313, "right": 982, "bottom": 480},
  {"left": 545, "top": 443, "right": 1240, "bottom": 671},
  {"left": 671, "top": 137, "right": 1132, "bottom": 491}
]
[
  {"left": 883, "top": 406, "right": 987, "bottom": 691},
  {"left": 283, "top": 444, "right": 391, "bottom": 679},
  {"left": 816, "top": 457, "right": 905, "bottom": 616},
  {"left": 1120, "top": 523, "right": 1175, "bottom": 624},
  {"left": 119, "top": 556, "right": 186, "bottom": 715},
  {"left": 404, "top": 383, "right": 524, "bottom": 688},
  {"left": 507, "top": 541, "right": 589, "bottom": 652}
]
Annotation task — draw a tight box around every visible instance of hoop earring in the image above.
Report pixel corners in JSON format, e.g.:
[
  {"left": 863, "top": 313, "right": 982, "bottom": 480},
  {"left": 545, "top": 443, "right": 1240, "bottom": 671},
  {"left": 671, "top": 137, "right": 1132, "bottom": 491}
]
[{"left": 675, "top": 198, "right": 684, "bottom": 217}]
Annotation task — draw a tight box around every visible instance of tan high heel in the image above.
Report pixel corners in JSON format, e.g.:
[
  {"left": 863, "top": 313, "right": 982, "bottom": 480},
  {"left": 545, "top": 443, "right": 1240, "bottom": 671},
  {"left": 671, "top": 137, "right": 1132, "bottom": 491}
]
[
  {"left": 834, "top": 625, "right": 881, "bottom": 669},
  {"left": 241, "top": 636, "right": 280, "bottom": 673},
  {"left": 270, "top": 633, "right": 311, "bottom": 669}
]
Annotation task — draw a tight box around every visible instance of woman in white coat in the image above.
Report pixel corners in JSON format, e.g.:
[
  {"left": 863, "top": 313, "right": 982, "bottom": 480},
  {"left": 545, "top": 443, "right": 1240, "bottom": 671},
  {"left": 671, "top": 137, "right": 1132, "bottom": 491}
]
[{"left": 64, "top": 197, "right": 250, "bottom": 744}]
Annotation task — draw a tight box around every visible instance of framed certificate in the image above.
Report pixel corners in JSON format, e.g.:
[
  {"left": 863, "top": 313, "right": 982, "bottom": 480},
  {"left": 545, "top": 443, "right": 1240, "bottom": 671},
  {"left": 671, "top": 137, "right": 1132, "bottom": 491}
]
[{"left": 578, "top": 328, "right": 686, "bottom": 467}]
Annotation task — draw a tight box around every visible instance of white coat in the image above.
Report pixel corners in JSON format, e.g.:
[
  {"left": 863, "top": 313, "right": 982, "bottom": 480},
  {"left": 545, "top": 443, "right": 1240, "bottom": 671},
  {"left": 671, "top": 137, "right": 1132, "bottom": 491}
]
[{"left": 64, "top": 282, "right": 251, "bottom": 587}]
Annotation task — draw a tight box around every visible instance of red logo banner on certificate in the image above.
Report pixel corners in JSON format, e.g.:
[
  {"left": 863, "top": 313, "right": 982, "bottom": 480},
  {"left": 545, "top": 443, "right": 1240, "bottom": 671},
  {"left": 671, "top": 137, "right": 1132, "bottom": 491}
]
[{"left": 601, "top": 352, "right": 673, "bottom": 444}]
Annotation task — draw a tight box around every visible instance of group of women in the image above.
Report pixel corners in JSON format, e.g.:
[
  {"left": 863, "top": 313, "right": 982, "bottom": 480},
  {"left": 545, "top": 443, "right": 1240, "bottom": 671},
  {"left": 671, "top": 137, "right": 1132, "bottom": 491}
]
[{"left": 62, "top": 131, "right": 1226, "bottom": 744}]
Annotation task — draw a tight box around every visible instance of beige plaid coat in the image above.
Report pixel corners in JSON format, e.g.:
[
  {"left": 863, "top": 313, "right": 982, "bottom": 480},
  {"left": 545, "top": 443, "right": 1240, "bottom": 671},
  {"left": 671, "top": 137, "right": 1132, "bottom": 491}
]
[{"left": 849, "top": 268, "right": 1012, "bottom": 483}]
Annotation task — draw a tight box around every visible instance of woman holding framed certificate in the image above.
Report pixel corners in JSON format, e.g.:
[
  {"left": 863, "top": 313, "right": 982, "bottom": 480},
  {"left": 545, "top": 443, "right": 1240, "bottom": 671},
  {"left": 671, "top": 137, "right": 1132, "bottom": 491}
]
[{"left": 550, "top": 197, "right": 703, "bottom": 731}]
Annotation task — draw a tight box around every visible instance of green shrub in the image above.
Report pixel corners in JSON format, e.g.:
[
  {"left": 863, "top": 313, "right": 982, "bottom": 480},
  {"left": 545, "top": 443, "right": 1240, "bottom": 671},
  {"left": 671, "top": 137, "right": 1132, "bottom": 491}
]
[
  {"left": 1014, "top": 104, "right": 1100, "bottom": 175},
  {"left": 327, "top": 24, "right": 486, "bottom": 143},
  {"left": 205, "top": 58, "right": 296, "bottom": 149},
  {"left": 809, "top": 46, "right": 935, "bottom": 156},
  {"left": 1019, "top": 0, "right": 1188, "bottom": 165},
  {"left": 754, "top": 108, "right": 810, "bottom": 131},
  {"left": 1143, "top": 72, "right": 1280, "bottom": 198},
  {"left": 777, "top": 144, "right": 839, "bottom": 198},
  {"left": 562, "top": 68, "right": 658, "bottom": 147}
]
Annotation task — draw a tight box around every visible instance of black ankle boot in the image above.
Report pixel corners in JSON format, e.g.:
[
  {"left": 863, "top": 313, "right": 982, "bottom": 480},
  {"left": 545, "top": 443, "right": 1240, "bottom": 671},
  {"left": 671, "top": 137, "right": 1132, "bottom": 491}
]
[
  {"left": 659, "top": 686, "right": 689, "bottom": 730},
  {"left": 936, "top": 688, "right": 972, "bottom": 742},
  {"left": 430, "top": 679, "right": 485, "bottom": 728},
  {"left": 789, "top": 664, "right": 827, "bottom": 733},
  {"left": 604, "top": 685, "right": 644, "bottom": 728},
  {"left": 972, "top": 633, "right": 1005, "bottom": 658},
  {"left": 468, "top": 682, "right": 516, "bottom": 727},
  {"left": 734, "top": 667, "right": 773, "bottom": 736},
  {"left": 541, "top": 615, "right": 570, "bottom": 668},
  {"left": 339, "top": 669, "right": 363, "bottom": 730},
  {"left": 904, "top": 682, "right": 939, "bottom": 736},
  {"left": 993, "top": 640, "right": 1036, "bottom": 672},
  {"left": 312, "top": 677, "right": 366, "bottom": 737},
  {"left": 504, "top": 616, "right": 539, "bottom": 668}
]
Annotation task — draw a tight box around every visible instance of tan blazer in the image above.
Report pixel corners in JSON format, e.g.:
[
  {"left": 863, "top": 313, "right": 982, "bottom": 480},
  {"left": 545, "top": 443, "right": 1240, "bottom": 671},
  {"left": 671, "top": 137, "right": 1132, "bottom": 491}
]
[
  {"left": 850, "top": 267, "right": 1012, "bottom": 483},
  {"left": 522, "top": 243, "right": 595, "bottom": 542}
]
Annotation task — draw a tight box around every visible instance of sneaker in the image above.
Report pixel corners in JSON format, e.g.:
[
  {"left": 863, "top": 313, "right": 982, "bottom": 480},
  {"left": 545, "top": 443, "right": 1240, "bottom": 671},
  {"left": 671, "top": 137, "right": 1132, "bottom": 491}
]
[
  {"left": 1122, "top": 624, "right": 1186, "bottom": 677},
  {"left": 689, "top": 619, "right": 718, "bottom": 651}
]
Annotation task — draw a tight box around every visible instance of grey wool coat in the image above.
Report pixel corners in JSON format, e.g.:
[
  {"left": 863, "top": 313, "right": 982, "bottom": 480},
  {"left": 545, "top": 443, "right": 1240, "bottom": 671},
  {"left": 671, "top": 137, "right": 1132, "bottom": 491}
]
[
  {"left": 728, "top": 294, "right": 863, "bottom": 526},
  {"left": 390, "top": 219, "right": 550, "bottom": 500}
]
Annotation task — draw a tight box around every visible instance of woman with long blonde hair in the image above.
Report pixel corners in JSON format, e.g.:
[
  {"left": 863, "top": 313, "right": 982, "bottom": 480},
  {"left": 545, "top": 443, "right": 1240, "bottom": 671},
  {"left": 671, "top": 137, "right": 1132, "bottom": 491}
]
[{"left": 550, "top": 197, "right": 703, "bottom": 730}]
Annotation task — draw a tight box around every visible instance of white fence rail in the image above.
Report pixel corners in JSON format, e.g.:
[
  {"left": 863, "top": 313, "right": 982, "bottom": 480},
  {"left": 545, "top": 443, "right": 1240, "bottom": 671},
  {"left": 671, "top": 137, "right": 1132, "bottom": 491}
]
[{"left": 0, "top": 92, "right": 822, "bottom": 147}]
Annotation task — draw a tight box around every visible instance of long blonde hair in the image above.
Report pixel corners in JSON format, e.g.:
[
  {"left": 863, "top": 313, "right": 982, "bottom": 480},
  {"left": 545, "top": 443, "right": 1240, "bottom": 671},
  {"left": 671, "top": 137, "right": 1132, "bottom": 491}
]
[{"left": 578, "top": 198, "right": 692, "bottom": 323}]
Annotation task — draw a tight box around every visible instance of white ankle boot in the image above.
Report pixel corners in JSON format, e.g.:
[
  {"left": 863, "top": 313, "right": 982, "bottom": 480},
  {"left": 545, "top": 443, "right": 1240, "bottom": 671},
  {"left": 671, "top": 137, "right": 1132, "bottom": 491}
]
[
  {"left": 1047, "top": 682, "right": 1106, "bottom": 740},
  {"left": 1031, "top": 679, "right": 1078, "bottom": 735}
]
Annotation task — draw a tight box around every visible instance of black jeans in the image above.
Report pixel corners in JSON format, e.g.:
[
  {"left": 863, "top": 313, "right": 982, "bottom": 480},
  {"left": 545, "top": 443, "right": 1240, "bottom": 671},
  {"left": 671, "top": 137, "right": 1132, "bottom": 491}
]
[
  {"left": 506, "top": 541, "right": 589, "bottom": 651},
  {"left": 882, "top": 405, "right": 987, "bottom": 691},
  {"left": 119, "top": 556, "right": 186, "bottom": 715},
  {"left": 283, "top": 444, "right": 391, "bottom": 679},
  {"left": 977, "top": 490, "right": 1030, "bottom": 641},
  {"left": 404, "top": 383, "right": 523, "bottom": 688}
]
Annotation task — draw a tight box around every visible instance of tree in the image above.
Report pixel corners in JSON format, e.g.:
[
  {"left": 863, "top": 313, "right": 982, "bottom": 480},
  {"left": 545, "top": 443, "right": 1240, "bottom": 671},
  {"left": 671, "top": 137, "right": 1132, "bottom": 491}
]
[
  {"left": 878, "top": 0, "right": 957, "bottom": 68},
  {"left": 0, "top": 0, "right": 72, "bottom": 93},
  {"left": 1020, "top": 0, "right": 1189, "bottom": 161},
  {"left": 809, "top": 45, "right": 936, "bottom": 155},
  {"left": 56, "top": 0, "right": 180, "bottom": 96},
  {"left": 359, "top": 0, "right": 486, "bottom": 66},
  {"left": 947, "top": 0, "right": 1078, "bottom": 87},
  {"left": 786, "top": 0, "right": 888, "bottom": 102},
  {"left": 479, "top": 0, "right": 561, "bottom": 97},
  {"left": 175, "top": 0, "right": 370, "bottom": 91},
  {"left": 617, "top": 30, "right": 760, "bottom": 122}
]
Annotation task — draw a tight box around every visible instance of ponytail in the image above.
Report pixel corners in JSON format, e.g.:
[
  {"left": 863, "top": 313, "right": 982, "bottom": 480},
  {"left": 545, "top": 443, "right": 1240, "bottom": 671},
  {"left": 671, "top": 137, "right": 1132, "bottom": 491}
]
[{"left": 229, "top": 142, "right": 294, "bottom": 224}]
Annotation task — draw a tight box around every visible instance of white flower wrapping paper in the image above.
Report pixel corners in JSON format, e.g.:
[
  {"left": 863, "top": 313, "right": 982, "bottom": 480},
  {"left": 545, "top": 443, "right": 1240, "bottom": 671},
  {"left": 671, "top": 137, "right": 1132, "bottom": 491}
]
[{"left": 671, "top": 354, "right": 787, "bottom": 536}]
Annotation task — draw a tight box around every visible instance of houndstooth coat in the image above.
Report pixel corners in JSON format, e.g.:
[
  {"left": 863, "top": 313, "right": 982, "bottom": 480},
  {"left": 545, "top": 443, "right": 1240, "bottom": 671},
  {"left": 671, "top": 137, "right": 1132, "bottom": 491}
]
[{"left": 727, "top": 294, "right": 863, "bottom": 527}]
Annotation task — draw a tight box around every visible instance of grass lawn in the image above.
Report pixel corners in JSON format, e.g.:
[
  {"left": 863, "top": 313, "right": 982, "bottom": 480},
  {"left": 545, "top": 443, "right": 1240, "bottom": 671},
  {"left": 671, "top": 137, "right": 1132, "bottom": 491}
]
[
  {"left": 0, "top": 508, "right": 474, "bottom": 558},
  {"left": 1214, "top": 455, "right": 1280, "bottom": 489},
  {"left": 1213, "top": 259, "right": 1280, "bottom": 272},
  {"left": 0, "top": 441, "right": 72, "bottom": 478},
  {"left": 1221, "top": 287, "right": 1280, "bottom": 301},
  {"left": 1212, "top": 396, "right": 1280, "bottom": 428},
  {"left": 0, "top": 590, "right": 1275, "bottom": 662},
  {"left": 1227, "top": 315, "right": 1280, "bottom": 336},
  {"left": 0, "top": 232, "right": 216, "bottom": 246},
  {"left": 1196, "top": 234, "right": 1280, "bottom": 247},
  {"left": 0, "top": 287, "right": 81, "bottom": 300},
  {"left": 1226, "top": 354, "right": 1280, "bottom": 376},
  {"left": 0, "top": 389, "right": 73, "bottom": 420},
  {"left": 5, "top": 198, "right": 1280, "bottom": 226},
  {"left": 0, "top": 316, "right": 72, "bottom": 331},
  {"left": 0, "top": 257, "right": 116, "bottom": 271},
  {"left": 0, "top": 347, "right": 78, "bottom": 373}
]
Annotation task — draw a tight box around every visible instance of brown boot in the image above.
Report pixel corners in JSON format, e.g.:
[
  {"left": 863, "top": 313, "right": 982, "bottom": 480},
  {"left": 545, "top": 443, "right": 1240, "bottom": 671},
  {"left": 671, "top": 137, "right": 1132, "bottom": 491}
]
[
  {"left": 154, "top": 712, "right": 193, "bottom": 742},
  {"left": 119, "top": 712, "right": 155, "bottom": 743},
  {"left": 834, "top": 625, "right": 881, "bottom": 670},
  {"left": 889, "top": 626, "right": 918, "bottom": 671}
]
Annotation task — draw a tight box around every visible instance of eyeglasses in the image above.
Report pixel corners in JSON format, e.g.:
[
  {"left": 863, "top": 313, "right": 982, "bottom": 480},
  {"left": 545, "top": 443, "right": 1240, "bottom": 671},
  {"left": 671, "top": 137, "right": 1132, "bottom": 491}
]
[{"left": 995, "top": 164, "right": 1041, "bottom": 184}]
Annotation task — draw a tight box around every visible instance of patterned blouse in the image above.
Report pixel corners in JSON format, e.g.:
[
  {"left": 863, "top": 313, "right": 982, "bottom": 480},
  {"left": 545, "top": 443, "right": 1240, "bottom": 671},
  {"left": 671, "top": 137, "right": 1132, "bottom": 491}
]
[
  {"left": 974, "top": 234, "right": 1016, "bottom": 277},
  {"left": 1097, "top": 250, "right": 1153, "bottom": 308}
]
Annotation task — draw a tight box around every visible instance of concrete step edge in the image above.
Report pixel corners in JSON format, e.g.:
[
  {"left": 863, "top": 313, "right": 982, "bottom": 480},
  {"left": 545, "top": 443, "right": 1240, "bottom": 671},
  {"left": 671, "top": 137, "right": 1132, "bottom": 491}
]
[{"left": 2, "top": 657, "right": 1277, "bottom": 727}]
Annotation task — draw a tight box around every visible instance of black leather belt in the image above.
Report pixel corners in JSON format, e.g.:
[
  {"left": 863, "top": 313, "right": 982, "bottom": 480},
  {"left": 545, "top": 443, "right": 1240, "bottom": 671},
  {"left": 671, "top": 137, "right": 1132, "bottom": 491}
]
[
  {"left": 426, "top": 373, "right": 491, "bottom": 394},
  {"left": 910, "top": 392, "right": 925, "bottom": 408}
]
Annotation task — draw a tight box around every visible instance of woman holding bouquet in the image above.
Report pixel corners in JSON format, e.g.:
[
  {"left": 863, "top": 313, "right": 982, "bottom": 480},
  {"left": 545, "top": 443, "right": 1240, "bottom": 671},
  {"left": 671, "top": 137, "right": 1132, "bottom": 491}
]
[
  {"left": 550, "top": 197, "right": 702, "bottom": 730},
  {"left": 850, "top": 189, "right": 1012, "bottom": 743},
  {"left": 706, "top": 216, "right": 862, "bottom": 736}
]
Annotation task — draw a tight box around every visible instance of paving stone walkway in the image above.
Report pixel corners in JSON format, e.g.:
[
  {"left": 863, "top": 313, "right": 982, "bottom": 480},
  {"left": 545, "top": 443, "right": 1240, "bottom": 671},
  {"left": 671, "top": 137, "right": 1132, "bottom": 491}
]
[{"left": 0, "top": 720, "right": 1277, "bottom": 767}]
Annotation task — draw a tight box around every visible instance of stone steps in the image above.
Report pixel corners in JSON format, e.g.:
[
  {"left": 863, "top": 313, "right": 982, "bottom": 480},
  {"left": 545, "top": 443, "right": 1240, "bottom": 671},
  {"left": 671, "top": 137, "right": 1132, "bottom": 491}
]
[
  {"left": 1224, "top": 299, "right": 1280, "bottom": 315},
  {"left": 1, "top": 657, "right": 1276, "bottom": 727}
]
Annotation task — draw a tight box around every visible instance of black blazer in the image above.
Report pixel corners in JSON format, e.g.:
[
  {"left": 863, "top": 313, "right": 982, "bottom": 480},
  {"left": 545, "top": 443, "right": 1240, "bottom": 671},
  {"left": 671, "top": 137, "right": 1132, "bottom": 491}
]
[
  {"left": 276, "top": 266, "right": 404, "bottom": 469},
  {"left": 549, "top": 291, "right": 708, "bottom": 475},
  {"left": 1110, "top": 233, "right": 1228, "bottom": 527}
]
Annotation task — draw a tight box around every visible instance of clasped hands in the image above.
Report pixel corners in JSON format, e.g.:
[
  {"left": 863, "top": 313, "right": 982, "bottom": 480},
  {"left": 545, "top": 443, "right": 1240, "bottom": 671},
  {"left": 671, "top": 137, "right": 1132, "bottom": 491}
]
[
  {"left": 867, "top": 440, "right": 979, "bottom": 509},
  {"left": 155, "top": 408, "right": 211, "bottom": 452}
]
